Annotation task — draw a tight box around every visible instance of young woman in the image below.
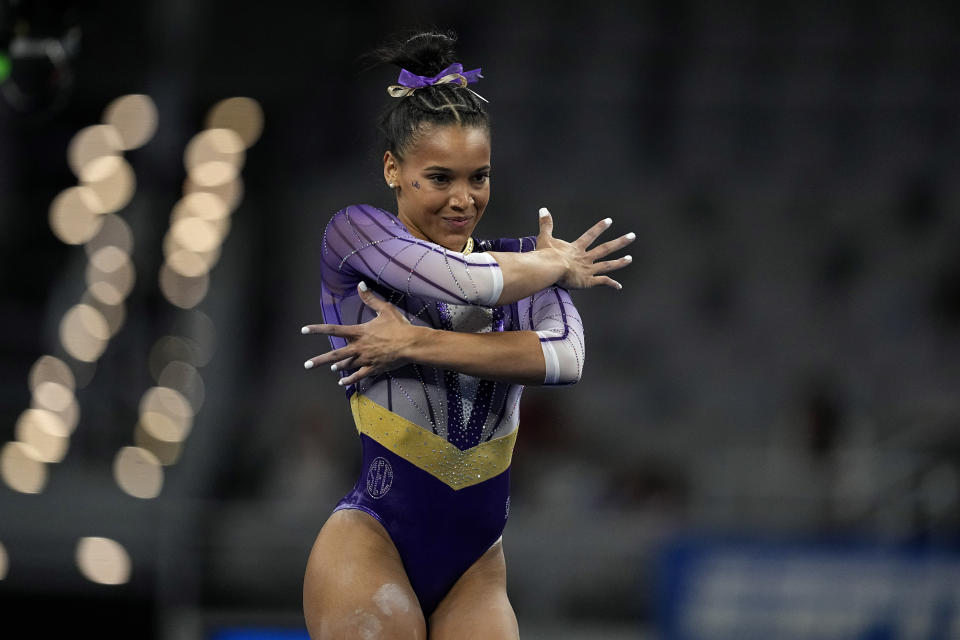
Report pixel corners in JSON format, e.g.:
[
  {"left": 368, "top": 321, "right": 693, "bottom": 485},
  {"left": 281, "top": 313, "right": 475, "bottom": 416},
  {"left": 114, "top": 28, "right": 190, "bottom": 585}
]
[{"left": 300, "top": 31, "right": 634, "bottom": 639}]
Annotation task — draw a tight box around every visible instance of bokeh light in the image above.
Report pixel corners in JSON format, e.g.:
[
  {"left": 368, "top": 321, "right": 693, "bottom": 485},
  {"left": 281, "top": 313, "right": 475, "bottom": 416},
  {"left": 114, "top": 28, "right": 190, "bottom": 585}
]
[
  {"left": 184, "top": 174, "right": 244, "bottom": 213},
  {"left": 205, "top": 96, "right": 264, "bottom": 148},
  {"left": 164, "top": 245, "right": 214, "bottom": 278},
  {"left": 159, "top": 263, "right": 209, "bottom": 309},
  {"left": 80, "top": 292, "right": 126, "bottom": 338},
  {"left": 170, "top": 216, "right": 222, "bottom": 254},
  {"left": 184, "top": 128, "right": 245, "bottom": 189},
  {"left": 30, "top": 380, "right": 80, "bottom": 435},
  {"left": 75, "top": 537, "right": 131, "bottom": 585},
  {"left": 102, "top": 94, "right": 158, "bottom": 151},
  {"left": 28, "top": 355, "right": 75, "bottom": 393},
  {"left": 79, "top": 155, "right": 136, "bottom": 214},
  {"left": 110, "top": 104, "right": 248, "bottom": 496},
  {"left": 171, "top": 192, "right": 231, "bottom": 238},
  {"left": 48, "top": 186, "right": 105, "bottom": 245},
  {"left": 164, "top": 222, "right": 224, "bottom": 263},
  {"left": 113, "top": 446, "right": 163, "bottom": 499},
  {"left": 85, "top": 245, "right": 135, "bottom": 306},
  {"left": 138, "top": 411, "right": 184, "bottom": 443},
  {"left": 139, "top": 386, "right": 193, "bottom": 442},
  {"left": 14, "top": 409, "right": 69, "bottom": 463},
  {"left": 133, "top": 422, "right": 182, "bottom": 466},
  {"left": 66, "top": 124, "right": 122, "bottom": 179},
  {"left": 158, "top": 361, "right": 205, "bottom": 413},
  {"left": 83, "top": 213, "right": 133, "bottom": 258},
  {"left": 148, "top": 336, "right": 202, "bottom": 380},
  {"left": 190, "top": 160, "right": 237, "bottom": 188},
  {"left": 1, "top": 441, "right": 48, "bottom": 494},
  {"left": 31, "top": 381, "right": 73, "bottom": 414},
  {"left": 59, "top": 304, "right": 110, "bottom": 362}
]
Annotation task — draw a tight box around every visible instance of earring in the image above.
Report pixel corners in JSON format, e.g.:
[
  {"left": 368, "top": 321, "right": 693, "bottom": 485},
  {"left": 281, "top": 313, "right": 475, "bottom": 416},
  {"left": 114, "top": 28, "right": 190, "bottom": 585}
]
[{"left": 388, "top": 182, "right": 395, "bottom": 189}]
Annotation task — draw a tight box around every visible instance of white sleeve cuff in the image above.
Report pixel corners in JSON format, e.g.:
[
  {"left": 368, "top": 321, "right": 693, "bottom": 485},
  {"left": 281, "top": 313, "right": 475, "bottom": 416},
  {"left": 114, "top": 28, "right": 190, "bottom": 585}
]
[
  {"left": 466, "top": 252, "right": 503, "bottom": 307},
  {"left": 537, "top": 332, "right": 561, "bottom": 385}
]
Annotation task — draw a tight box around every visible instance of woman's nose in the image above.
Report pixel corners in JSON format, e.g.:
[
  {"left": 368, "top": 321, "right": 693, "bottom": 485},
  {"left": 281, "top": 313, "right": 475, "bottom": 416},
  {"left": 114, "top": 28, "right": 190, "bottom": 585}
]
[{"left": 450, "top": 187, "right": 474, "bottom": 211}]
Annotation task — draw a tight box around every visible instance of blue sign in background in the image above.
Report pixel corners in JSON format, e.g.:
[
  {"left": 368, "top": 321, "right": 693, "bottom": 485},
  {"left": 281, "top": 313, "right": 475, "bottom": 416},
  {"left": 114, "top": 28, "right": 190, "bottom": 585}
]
[{"left": 657, "top": 537, "right": 960, "bottom": 640}]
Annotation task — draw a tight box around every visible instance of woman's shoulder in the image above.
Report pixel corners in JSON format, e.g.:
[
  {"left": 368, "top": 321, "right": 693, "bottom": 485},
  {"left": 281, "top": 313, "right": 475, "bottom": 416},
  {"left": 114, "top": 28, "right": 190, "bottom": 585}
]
[
  {"left": 321, "top": 205, "right": 416, "bottom": 265},
  {"left": 328, "top": 203, "right": 395, "bottom": 223},
  {"left": 325, "top": 204, "right": 409, "bottom": 234}
]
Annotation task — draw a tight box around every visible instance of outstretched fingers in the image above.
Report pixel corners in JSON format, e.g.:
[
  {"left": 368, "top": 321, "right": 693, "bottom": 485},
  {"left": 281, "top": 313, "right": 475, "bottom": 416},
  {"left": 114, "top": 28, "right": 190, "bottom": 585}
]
[
  {"left": 330, "top": 356, "right": 356, "bottom": 373},
  {"left": 573, "top": 217, "right": 614, "bottom": 250},
  {"left": 591, "top": 254, "right": 634, "bottom": 275},
  {"left": 535, "top": 207, "right": 556, "bottom": 249},
  {"left": 338, "top": 365, "right": 375, "bottom": 387},
  {"left": 587, "top": 231, "right": 636, "bottom": 260},
  {"left": 301, "top": 323, "right": 358, "bottom": 339},
  {"left": 591, "top": 274, "right": 624, "bottom": 291},
  {"left": 303, "top": 346, "right": 353, "bottom": 370},
  {"left": 301, "top": 322, "right": 360, "bottom": 370},
  {"left": 537, "top": 207, "right": 554, "bottom": 236}
]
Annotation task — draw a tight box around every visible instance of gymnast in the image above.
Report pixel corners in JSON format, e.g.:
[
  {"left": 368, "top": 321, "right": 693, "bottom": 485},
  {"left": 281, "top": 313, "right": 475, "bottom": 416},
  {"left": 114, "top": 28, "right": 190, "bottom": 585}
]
[{"left": 300, "top": 30, "right": 634, "bottom": 639}]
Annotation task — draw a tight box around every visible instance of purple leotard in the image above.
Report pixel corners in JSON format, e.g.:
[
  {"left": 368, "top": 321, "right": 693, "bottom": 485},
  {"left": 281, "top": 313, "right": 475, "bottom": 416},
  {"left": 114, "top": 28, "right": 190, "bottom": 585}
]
[{"left": 320, "top": 204, "right": 584, "bottom": 615}]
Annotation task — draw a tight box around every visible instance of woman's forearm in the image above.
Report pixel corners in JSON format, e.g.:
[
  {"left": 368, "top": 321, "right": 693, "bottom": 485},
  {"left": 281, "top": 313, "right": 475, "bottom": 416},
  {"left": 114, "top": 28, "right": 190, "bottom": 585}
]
[
  {"left": 402, "top": 325, "right": 546, "bottom": 385},
  {"left": 484, "top": 212, "right": 631, "bottom": 305},
  {"left": 486, "top": 248, "right": 567, "bottom": 306}
]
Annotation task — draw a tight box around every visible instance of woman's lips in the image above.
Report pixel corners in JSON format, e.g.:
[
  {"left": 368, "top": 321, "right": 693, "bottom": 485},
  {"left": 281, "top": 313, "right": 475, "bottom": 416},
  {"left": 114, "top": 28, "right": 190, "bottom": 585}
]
[{"left": 442, "top": 217, "right": 472, "bottom": 228}]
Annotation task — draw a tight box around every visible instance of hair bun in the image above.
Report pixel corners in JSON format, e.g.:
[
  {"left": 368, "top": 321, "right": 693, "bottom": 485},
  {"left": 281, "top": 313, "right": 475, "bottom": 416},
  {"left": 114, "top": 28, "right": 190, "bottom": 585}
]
[
  {"left": 366, "top": 29, "right": 458, "bottom": 77},
  {"left": 364, "top": 29, "right": 490, "bottom": 158}
]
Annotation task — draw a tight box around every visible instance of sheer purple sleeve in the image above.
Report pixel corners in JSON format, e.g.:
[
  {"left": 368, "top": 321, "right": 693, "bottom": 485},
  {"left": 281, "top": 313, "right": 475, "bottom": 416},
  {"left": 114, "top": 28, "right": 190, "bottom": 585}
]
[
  {"left": 321, "top": 204, "right": 503, "bottom": 305},
  {"left": 485, "top": 235, "right": 585, "bottom": 385},
  {"left": 518, "top": 287, "right": 585, "bottom": 386}
]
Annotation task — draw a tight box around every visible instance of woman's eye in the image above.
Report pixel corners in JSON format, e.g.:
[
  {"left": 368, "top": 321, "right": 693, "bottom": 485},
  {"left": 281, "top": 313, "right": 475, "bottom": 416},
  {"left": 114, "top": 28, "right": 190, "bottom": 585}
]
[
  {"left": 428, "top": 174, "right": 449, "bottom": 184},
  {"left": 473, "top": 174, "right": 490, "bottom": 183}
]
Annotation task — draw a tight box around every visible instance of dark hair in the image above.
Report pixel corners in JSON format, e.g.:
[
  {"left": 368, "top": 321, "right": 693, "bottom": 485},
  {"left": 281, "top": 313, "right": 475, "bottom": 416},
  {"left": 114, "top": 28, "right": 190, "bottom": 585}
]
[{"left": 363, "top": 30, "right": 490, "bottom": 160}]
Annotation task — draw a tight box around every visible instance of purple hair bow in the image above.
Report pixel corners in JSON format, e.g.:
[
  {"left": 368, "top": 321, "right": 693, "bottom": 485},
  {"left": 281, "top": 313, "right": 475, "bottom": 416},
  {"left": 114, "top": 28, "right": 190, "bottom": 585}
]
[{"left": 387, "top": 63, "right": 488, "bottom": 102}]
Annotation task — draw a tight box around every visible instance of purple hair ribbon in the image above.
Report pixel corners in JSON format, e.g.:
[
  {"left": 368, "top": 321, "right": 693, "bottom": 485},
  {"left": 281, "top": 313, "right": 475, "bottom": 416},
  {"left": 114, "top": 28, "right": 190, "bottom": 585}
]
[{"left": 387, "top": 63, "right": 488, "bottom": 102}]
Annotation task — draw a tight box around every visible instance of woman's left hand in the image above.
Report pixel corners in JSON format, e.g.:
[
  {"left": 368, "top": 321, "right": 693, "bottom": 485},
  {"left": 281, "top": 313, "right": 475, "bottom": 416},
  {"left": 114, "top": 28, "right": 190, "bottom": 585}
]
[{"left": 301, "top": 282, "right": 422, "bottom": 386}]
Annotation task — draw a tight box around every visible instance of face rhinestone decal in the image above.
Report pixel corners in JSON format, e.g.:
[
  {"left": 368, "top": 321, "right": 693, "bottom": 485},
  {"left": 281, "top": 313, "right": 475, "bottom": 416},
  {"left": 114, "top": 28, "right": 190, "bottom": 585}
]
[{"left": 411, "top": 180, "right": 421, "bottom": 189}]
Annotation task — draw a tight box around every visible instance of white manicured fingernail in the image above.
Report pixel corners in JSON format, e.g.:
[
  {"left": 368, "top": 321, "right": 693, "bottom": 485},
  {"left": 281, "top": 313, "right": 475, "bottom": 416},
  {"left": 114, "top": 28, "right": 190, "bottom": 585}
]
[
  {"left": 624, "top": 255, "right": 632, "bottom": 262},
  {"left": 301, "top": 326, "right": 310, "bottom": 335},
  {"left": 304, "top": 360, "right": 314, "bottom": 370},
  {"left": 358, "top": 281, "right": 368, "bottom": 292},
  {"left": 330, "top": 364, "right": 338, "bottom": 372},
  {"left": 538, "top": 207, "right": 550, "bottom": 218},
  {"left": 338, "top": 379, "right": 345, "bottom": 386},
  {"left": 603, "top": 218, "right": 613, "bottom": 226},
  {"left": 625, "top": 232, "right": 636, "bottom": 240},
  {"left": 617, "top": 283, "right": 623, "bottom": 290}
]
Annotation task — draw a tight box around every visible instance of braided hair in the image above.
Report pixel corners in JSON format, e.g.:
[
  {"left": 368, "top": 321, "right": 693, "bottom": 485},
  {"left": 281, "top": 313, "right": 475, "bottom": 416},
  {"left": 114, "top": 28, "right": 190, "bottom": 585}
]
[{"left": 365, "top": 30, "right": 490, "bottom": 160}]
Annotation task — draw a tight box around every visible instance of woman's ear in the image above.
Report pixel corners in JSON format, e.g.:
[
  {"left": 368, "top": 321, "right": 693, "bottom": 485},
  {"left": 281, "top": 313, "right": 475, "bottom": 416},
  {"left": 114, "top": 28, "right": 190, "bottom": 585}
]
[{"left": 383, "top": 150, "right": 400, "bottom": 188}]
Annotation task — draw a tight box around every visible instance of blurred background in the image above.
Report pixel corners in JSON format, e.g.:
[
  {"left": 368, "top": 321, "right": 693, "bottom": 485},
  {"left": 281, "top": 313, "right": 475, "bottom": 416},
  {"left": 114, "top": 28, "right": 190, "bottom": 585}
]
[{"left": 1, "top": 1, "right": 959, "bottom": 638}]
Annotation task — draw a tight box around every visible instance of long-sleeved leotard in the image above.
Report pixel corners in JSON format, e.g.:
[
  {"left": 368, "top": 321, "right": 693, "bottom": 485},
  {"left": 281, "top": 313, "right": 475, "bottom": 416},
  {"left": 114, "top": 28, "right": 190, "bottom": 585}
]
[{"left": 319, "top": 204, "right": 585, "bottom": 614}]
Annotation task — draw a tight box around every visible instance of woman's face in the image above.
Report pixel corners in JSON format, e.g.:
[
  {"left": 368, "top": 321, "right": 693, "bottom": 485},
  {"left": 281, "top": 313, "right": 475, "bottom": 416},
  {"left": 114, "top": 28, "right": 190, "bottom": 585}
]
[{"left": 384, "top": 124, "right": 491, "bottom": 252}]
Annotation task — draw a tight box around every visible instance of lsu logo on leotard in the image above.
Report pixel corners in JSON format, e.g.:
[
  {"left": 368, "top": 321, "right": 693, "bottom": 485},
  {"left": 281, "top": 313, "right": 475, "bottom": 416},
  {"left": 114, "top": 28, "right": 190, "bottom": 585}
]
[{"left": 366, "top": 456, "right": 394, "bottom": 499}]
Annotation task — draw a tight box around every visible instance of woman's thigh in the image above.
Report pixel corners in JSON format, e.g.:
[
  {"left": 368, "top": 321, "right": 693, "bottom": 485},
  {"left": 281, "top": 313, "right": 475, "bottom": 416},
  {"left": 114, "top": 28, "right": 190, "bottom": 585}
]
[
  {"left": 303, "top": 509, "right": 426, "bottom": 640},
  {"left": 428, "top": 539, "right": 519, "bottom": 640}
]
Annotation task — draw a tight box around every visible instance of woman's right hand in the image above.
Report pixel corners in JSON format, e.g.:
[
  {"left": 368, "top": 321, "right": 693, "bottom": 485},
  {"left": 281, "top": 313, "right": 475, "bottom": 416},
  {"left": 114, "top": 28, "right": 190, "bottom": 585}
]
[
  {"left": 302, "top": 282, "right": 421, "bottom": 386},
  {"left": 535, "top": 207, "right": 635, "bottom": 290}
]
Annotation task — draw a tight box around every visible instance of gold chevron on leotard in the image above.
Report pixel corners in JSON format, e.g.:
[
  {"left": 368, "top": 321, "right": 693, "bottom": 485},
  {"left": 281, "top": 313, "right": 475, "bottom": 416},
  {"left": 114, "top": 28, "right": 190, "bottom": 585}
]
[{"left": 350, "top": 393, "right": 517, "bottom": 491}]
